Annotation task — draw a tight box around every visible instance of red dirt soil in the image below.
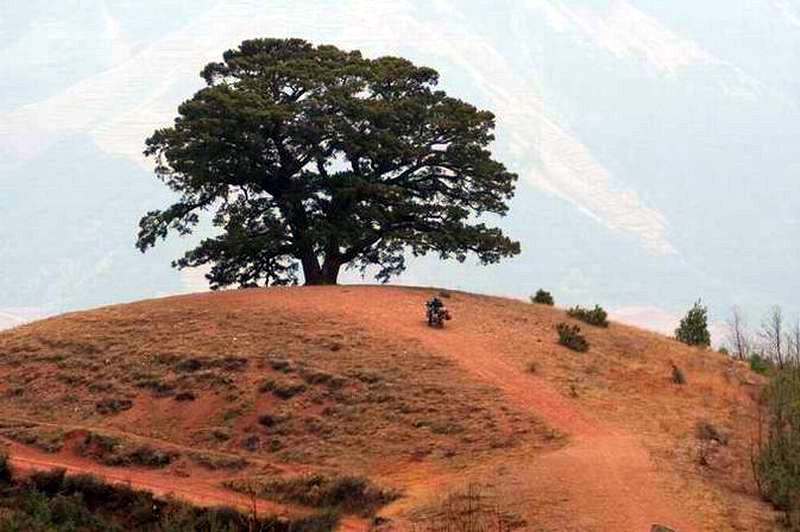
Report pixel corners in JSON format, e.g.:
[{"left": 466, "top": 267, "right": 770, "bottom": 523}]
[{"left": 0, "top": 286, "right": 775, "bottom": 530}]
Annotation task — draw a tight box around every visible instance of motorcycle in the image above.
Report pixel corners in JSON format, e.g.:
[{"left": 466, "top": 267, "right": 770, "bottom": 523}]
[{"left": 426, "top": 305, "right": 452, "bottom": 328}]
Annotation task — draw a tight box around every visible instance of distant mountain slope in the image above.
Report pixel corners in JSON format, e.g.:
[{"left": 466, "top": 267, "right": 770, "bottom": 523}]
[{"left": 2, "top": 0, "right": 799, "bottom": 329}]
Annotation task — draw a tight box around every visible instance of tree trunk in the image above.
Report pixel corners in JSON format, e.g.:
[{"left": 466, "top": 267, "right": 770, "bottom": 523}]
[{"left": 301, "top": 253, "right": 341, "bottom": 285}]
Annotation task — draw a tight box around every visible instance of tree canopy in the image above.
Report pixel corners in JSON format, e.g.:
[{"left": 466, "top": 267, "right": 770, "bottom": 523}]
[
  {"left": 137, "top": 38, "right": 520, "bottom": 287},
  {"left": 675, "top": 300, "right": 711, "bottom": 347}
]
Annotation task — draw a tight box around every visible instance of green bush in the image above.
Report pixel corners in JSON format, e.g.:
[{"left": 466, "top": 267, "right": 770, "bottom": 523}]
[
  {"left": 754, "top": 368, "right": 800, "bottom": 524},
  {"left": 750, "top": 353, "right": 773, "bottom": 375},
  {"left": 556, "top": 323, "right": 589, "bottom": 352},
  {"left": 567, "top": 305, "right": 609, "bottom": 327},
  {"left": 675, "top": 300, "right": 711, "bottom": 347},
  {"left": 0, "top": 467, "right": 337, "bottom": 531},
  {"left": 530, "top": 289, "right": 554, "bottom": 306}
]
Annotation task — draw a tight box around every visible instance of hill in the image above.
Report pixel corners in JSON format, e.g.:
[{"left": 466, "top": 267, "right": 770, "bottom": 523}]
[{"left": 0, "top": 286, "right": 776, "bottom": 530}]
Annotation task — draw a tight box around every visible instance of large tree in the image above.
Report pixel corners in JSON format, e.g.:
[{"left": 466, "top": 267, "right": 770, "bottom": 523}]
[{"left": 137, "top": 38, "right": 520, "bottom": 287}]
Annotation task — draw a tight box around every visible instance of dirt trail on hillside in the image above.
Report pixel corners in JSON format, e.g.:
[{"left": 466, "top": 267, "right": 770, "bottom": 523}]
[
  {"left": 272, "top": 287, "right": 698, "bottom": 531},
  {"left": 3, "top": 438, "right": 288, "bottom": 514}
]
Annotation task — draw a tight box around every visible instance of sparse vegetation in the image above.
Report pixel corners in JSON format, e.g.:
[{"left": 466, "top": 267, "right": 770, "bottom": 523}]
[
  {"left": 0, "top": 424, "right": 64, "bottom": 453},
  {"left": 671, "top": 364, "right": 686, "bottom": 385},
  {"left": 556, "top": 323, "right": 589, "bottom": 352},
  {"left": 225, "top": 473, "right": 399, "bottom": 516},
  {"left": 78, "top": 432, "right": 177, "bottom": 468},
  {"left": 189, "top": 452, "right": 249, "bottom": 471},
  {"left": 754, "top": 367, "right": 800, "bottom": 525},
  {"left": 174, "top": 391, "right": 196, "bottom": 401},
  {"left": 750, "top": 353, "right": 774, "bottom": 375},
  {"left": 0, "top": 465, "right": 333, "bottom": 531},
  {"left": 695, "top": 420, "right": 729, "bottom": 446},
  {"left": 95, "top": 397, "right": 133, "bottom": 415},
  {"left": 410, "top": 483, "right": 527, "bottom": 531},
  {"left": 258, "top": 377, "right": 307, "bottom": 399},
  {"left": 531, "top": 289, "right": 554, "bottom": 306},
  {"left": 567, "top": 305, "right": 609, "bottom": 327},
  {"left": 675, "top": 300, "right": 711, "bottom": 347}
]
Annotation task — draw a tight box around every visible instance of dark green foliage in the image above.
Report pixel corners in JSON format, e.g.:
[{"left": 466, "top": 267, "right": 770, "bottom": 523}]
[
  {"left": 754, "top": 368, "right": 800, "bottom": 524},
  {"left": 137, "top": 38, "right": 520, "bottom": 287},
  {"left": 567, "top": 305, "right": 609, "bottom": 327},
  {"left": 0, "top": 467, "right": 334, "bottom": 531},
  {"left": 556, "top": 323, "right": 589, "bottom": 352},
  {"left": 530, "top": 289, "right": 554, "bottom": 306},
  {"left": 750, "top": 353, "right": 774, "bottom": 375},
  {"left": 671, "top": 364, "right": 686, "bottom": 385},
  {"left": 675, "top": 300, "right": 711, "bottom": 347},
  {"left": 227, "top": 473, "right": 399, "bottom": 516}
]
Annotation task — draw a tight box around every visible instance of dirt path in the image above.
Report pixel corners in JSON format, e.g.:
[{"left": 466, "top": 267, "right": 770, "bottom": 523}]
[
  {"left": 2, "top": 286, "right": 701, "bottom": 531},
  {"left": 3, "top": 438, "right": 288, "bottom": 514},
  {"left": 271, "top": 287, "right": 698, "bottom": 531}
]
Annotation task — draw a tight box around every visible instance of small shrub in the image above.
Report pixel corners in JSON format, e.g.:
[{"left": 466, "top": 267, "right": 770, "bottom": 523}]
[
  {"left": 675, "top": 300, "right": 711, "bottom": 347},
  {"left": 258, "top": 378, "right": 306, "bottom": 399},
  {"left": 695, "top": 420, "right": 728, "bottom": 445},
  {"left": 412, "top": 483, "right": 525, "bottom": 531},
  {"left": 526, "top": 361, "right": 538, "bottom": 373},
  {"left": 27, "top": 467, "right": 67, "bottom": 495},
  {"left": 258, "top": 414, "right": 277, "bottom": 427},
  {"left": 300, "top": 367, "right": 345, "bottom": 389},
  {"left": 749, "top": 353, "right": 773, "bottom": 375},
  {"left": 530, "top": 289, "right": 554, "bottom": 306},
  {"left": 268, "top": 358, "right": 292, "bottom": 373},
  {"left": 567, "top": 305, "right": 609, "bottom": 327},
  {"left": 1, "top": 427, "right": 64, "bottom": 453},
  {"left": 189, "top": 453, "right": 249, "bottom": 471},
  {"left": 213, "top": 356, "right": 249, "bottom": 371},
  {"left": 174, "top": 358, "right": 203, "bottom": 372},
  {"left": 226, "top": 473, "right": 399, "bottom": 516},
  {"left": 556, "top": 323, "right": 589, "bottom": 352},
  {"left": 174, "top": 391, "right": 196, "bottom": 402},
  {"left": 671, "top": 364, "right": 686, "bottom": 385},
  {"left": 88, "top": 382, "right": 114, "bottom": 393},
  {"left": 95, "top": 398, "right": 133, "bottom": 415},
  {"left": 134, "top": 378, "right": 175, "bottom": 397},
  {"left": 105, "top": 445, "right": 176, "bottom": 468},
  {"left": 241, "top": 435, "right": 261, "bottom": 452}
]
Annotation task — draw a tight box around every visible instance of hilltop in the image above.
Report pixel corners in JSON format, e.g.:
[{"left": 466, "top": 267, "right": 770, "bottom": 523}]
[{"left": 0, "top": 286, "right": 776, "bottom": 530}]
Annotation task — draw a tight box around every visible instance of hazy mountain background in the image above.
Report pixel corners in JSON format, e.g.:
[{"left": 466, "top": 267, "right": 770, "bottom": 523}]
[{"left": 2, "top": 0, "right": 799, "bottom": 340}]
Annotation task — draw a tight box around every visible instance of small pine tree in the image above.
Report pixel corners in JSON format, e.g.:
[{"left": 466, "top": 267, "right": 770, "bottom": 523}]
[{"left": 675, "top": 300, "right": 711, "bottom": 347}]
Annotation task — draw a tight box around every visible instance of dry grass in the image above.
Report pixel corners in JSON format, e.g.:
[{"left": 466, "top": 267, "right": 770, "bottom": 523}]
[{"left": 0, "top": 285, "right": 779, "bottom": 529}]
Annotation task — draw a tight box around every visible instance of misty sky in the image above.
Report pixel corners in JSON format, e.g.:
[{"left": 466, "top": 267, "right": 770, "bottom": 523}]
[{"left": 1, "top": 0, "right": 799, "bottom": 341}]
